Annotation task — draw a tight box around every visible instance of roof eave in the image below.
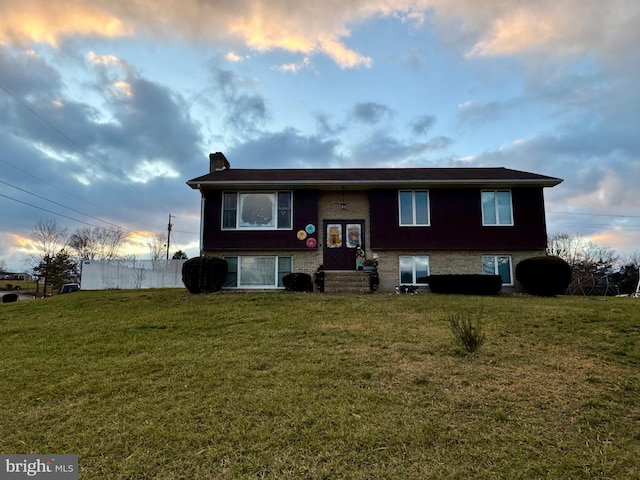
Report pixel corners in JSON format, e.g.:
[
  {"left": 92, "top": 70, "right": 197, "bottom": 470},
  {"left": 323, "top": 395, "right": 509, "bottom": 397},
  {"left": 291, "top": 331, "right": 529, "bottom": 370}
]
[{"left": 187, "top": 178, "right": 563, "bottom": 190}]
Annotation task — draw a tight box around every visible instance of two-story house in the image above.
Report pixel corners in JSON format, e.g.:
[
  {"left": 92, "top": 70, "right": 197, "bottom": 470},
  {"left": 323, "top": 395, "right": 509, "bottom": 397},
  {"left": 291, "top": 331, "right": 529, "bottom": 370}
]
[{"left": 187, "top": 153, "right": 562, "bottom": 293}]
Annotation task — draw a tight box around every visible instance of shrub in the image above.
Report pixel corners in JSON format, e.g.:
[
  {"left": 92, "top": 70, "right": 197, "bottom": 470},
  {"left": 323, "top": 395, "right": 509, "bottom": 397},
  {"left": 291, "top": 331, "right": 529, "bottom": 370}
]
[
  {"left": 450, "top": 311, "right": 486, "bottom": 353},
  {"left": 181, "top": 257, "right": 228, "bottom": 294},
  {"left": 282, "top": 273, "right": 313, "bottom": 292},
  {"left": 427, "top": 274, "right": 502, "bottom": 295},
  {"left": 515, "top": 256, "right": 572, "bottom": 296}
]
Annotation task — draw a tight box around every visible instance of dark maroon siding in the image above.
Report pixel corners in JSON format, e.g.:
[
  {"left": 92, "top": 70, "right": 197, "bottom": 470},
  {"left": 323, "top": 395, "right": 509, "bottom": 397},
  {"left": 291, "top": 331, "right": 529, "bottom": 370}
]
[
  {"left": 202, "top": 190, "right": 319, "bottom": 250},
  {"left": 369, "top": 188, "right": 548, "bottom": 250}
]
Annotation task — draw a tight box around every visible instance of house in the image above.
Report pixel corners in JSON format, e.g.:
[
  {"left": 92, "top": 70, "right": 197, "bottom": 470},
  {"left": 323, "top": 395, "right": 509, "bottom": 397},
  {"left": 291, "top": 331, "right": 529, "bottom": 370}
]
[
  {"left": 1, "top": 271, "right": 32, "bottom": 282},
  {"left": 187, "top": 153, "right": 563, "bottom": 293}
]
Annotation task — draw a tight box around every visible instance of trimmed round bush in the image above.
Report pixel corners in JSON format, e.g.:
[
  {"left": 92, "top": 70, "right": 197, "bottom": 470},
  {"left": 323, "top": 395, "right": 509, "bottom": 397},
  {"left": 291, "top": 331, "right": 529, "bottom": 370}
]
[
  {"left": 182, "top": 256, "right": 228, "bottom": 294},
  {"left": 282, "top": 273, "right": 313, "bottom": 292},
  {"left": 427, "top": 274, "right": 502, "bottom": 295},
  {"left": 515, "top": 255, "right": 572, "bottom": 296}
]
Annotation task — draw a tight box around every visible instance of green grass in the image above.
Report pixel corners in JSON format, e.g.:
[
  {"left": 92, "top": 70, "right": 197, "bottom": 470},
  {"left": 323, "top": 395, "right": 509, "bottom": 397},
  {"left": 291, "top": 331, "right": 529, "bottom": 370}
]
[{"left": 1, "top": 290, "right": 639, "bottom": 479}]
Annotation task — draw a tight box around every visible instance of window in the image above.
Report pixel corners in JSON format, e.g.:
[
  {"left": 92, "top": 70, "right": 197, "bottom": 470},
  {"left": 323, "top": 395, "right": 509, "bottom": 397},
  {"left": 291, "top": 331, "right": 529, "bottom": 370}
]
[
  {"left": 399, "top": 190, "right": 430, "bottom": 226},
  {"left": 223, "top": 256, "right": 292, "bottom": 288},
  {"left": 399, "top": 256, "right": 430, "bottom": 285},
  {"left": 482, "top": 190, "right": 513, "bottom": 226},
  {"left": 222, "top": 192, "right": 292, "bottom": 230},
  {"left": 482, "top": 255, "right": 513, "bottom": 285}
]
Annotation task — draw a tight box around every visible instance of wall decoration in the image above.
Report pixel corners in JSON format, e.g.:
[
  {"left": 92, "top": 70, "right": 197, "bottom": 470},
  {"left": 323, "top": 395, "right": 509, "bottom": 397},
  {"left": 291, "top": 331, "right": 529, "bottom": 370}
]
[
  {"left": 327, "top": 224, "right": 342, "bottom": 248},
  {"left": 305, "top": 224, "right": 316, "bottom": 234},
  {"left": 346, "top": 224, "right": 362, "bottom": 248},
  {"left": 306, "top": 238, "right": 317, "bottom": 248},
  {"left": 297, "top": 230, "right": 307, "bottom": 240}
]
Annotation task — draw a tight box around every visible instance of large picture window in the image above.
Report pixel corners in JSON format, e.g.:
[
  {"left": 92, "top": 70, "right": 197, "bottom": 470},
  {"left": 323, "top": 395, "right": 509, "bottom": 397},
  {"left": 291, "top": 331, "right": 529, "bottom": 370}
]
[
  {"left": 399, "top": 256, "right": 430, "bottom": 285},
  {"left": 482, "top": 255, "right": 513, "bottom": 285},
  {"left": 399, "top": 190, "right": 430, "bottom": 226},
  {"left": 224, "top": 256, "right": 292, "bottom": 288},
  {"left": 222, "top": 192, "right": 292, "bottom": 230},
  {"left": 481, "top": 190, "right": 513, "bottom": 226}
]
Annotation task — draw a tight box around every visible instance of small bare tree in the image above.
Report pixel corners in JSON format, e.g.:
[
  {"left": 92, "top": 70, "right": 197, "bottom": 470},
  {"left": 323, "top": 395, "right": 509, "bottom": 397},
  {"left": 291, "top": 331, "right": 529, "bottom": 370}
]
[
  {"left": 27, "top": 219, "right": 69, "bottom": 295},
  {"left": 148, "top": 233, "right": 166, "bottom": 267},
  {"left": 69, "top": 226, "right": 128, "bottom": 261}
]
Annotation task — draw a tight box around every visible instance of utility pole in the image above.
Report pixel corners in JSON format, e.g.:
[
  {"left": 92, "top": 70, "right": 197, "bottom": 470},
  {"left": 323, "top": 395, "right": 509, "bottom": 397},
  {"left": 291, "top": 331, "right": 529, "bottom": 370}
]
[{"left": 166, "top": 214, "right": 173, "bottom": 260}]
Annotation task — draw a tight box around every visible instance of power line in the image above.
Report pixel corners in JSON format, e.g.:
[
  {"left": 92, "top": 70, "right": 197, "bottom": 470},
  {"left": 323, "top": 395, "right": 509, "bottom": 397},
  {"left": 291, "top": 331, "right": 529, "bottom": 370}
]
[
  {"left": 0, "top": 82, "right": 170, "bottom": 214},
  {"left": 1, "top": 178, "right": 134, "bottom": 232},
  {"left": 0, "top": 192, "right": 104, "bottom": 229},
  {"left": 0, "top": 157, "right": 160, "bottom": 231},
  {"left": 548, "top": 210, "right": 640, "bottom": 219},
  {"left": 0, "top": 191, "right": 158, "bottom": 239}
]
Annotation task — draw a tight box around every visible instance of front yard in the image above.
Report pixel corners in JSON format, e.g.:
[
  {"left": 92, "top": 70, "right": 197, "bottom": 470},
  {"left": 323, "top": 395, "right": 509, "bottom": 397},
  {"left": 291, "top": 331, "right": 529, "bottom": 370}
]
[{"left": 1, "top": 290, "right": 638, "bottom": 478}]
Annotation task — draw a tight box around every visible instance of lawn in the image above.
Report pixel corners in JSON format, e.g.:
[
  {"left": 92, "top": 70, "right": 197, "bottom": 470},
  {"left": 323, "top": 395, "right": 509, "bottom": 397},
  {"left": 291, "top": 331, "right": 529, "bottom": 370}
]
[{"left": 1, "top": 290, "right": 639, "bottom": 479}]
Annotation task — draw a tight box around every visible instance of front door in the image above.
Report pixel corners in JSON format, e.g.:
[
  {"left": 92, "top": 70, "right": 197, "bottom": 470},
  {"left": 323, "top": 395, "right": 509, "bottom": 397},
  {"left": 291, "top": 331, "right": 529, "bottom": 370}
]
[{"left": 323, "top": 220, "right": 364, "bottom": 270}]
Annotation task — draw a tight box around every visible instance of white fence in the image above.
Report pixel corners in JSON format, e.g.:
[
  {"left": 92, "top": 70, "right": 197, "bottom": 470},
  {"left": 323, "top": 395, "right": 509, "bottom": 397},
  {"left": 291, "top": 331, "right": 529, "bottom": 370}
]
[{"left": 80, "top": 259, "right": 187, "bottom": 290}]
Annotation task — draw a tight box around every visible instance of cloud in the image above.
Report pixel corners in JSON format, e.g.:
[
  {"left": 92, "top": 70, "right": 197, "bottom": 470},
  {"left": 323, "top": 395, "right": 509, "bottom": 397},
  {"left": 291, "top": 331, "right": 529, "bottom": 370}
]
[
  {"left": 2, "top": 1, "right": 638, "bottom": 70},
  {"left": 0, "top": 45, "right": 205, "bottom": 268},
  {"left": 273, "top": 57, "right": 311, "bottom": 74},
  {"left": 456, "top": 100, "right": 508, "bottom": 126},
  {"left": 352, "top": 102, "right": 392, "bottom": 125},
  {"left": 349, "top": 133, "right": 452, "bottom": 165},
  {"left": 411, "top": 115, "right": 436, "bottom": 136},
  {"left": 209, "top": 64, "right": 268, "bottom": 136},
  {"left": 226, "top": 128, "right": 343, "bottom": 168}
]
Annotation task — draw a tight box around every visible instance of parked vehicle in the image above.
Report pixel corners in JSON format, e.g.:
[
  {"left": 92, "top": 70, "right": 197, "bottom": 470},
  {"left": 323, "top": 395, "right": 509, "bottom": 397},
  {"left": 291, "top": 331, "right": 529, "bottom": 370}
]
[{"left": 60, "top": 283, "right": 80, "bottom": 294}]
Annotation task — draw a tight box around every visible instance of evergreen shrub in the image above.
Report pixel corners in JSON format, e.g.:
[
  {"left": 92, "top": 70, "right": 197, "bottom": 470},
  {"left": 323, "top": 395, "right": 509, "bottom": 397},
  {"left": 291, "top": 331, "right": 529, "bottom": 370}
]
[
  {"left": 182, "top": 257, "right": 228, "bottom": 294},
  {"left": 427, "top": 274, "right": 502, "bottom": 295},
  {"left": 282, "top": 273, "right": 313, "bottom": 292},
  {"left": 515, "top": 255, "right": 572, "bottom": 296}
]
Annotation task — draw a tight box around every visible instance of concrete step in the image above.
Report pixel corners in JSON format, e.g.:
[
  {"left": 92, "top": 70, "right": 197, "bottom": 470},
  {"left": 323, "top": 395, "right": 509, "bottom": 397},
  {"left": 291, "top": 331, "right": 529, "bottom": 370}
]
[{"left": 322, "top": 270, "right": 372, "bottom": 294}]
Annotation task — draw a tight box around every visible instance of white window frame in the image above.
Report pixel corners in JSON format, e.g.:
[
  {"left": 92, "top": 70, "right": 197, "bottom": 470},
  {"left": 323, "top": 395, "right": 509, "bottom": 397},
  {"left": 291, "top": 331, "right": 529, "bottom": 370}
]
[
  {"left": 399, "top": 255, "right": 430, "bottom": 285},
  {"left": 222, "top": 191, "right": 293, "bottom": 230},
  {"left": 482, "top": 255, "right": 513, "bottom": 285},
  {"left": 398, "top": 190, "right": 430, "bottom": 226},
  {"left": 223, "top": 256, "right": 292, "bottom": 289},
  {"left": 481, "top": 190, "right": 514, "bottom": 226}
]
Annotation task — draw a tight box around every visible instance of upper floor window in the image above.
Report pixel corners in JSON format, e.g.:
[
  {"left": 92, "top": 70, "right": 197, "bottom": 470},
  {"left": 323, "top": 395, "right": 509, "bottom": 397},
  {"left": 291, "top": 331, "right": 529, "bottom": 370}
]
[
  {"left": 399, "top": 190, "right": 430, "bottom": 226},
  {"left": 481, "top": 190, "right": 513, "bottom": 226},
  {"left": 222, "top": 192, "right": 292, "bottom": 230}
]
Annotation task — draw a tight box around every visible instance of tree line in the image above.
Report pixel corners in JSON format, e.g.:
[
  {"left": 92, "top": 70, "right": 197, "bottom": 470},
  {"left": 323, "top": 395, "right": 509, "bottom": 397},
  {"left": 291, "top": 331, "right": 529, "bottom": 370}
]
[{"left": 547, "top": 232, "right": 639, "bottom": 295}]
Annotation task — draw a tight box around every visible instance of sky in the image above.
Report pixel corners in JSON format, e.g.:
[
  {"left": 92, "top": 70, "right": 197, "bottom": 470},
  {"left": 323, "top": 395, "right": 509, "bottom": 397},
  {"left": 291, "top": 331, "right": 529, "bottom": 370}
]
[{"left": 1, "top": 0, "right": 639, "bottom": 272}]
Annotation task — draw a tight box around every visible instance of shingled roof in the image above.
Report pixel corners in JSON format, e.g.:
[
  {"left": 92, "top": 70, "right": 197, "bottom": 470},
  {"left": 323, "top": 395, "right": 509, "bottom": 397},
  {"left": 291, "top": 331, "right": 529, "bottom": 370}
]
[{"left": 187, "top": 167, "right": 562, "bottom": 190}]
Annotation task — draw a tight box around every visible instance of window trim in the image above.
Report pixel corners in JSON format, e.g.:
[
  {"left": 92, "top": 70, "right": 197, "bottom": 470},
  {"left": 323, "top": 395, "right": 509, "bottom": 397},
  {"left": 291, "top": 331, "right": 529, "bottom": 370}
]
[
  {"left": 481, "top": 190, "right": 514, "bottom": 226},
  {"left": 221, "top": 191, "right": 293, "bottom": 231},
  {"left": 223, "top": 255, "right": 292, "bottom": 289},
  {"left": 399, "top": 255, "right": 430, "bottom": 285},
  {"left": 398, "top": 190, "right": 430, "bottom": 227},
  {"left": 481, "top": 255, "right": 513, "bottom": 286}
]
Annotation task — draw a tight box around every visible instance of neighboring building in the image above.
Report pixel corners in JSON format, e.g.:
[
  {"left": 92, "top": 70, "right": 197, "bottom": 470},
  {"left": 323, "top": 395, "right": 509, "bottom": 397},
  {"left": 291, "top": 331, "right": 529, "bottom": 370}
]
[
  {"left": 1, "top": 272, "right": 32, "bottom": 281},
  {"left": 187, "top": 153, "right": 562, "bottom": 293}
]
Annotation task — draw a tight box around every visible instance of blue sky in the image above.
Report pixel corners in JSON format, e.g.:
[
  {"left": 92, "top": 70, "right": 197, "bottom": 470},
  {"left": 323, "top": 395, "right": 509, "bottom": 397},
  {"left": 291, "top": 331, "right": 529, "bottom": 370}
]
[{"left": 1, "top": 0, "right": 639, "bottom": 271}]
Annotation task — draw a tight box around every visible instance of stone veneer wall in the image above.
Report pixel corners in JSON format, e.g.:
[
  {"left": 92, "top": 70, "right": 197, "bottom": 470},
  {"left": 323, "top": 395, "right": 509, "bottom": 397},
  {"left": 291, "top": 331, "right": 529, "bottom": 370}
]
[{"left": 372, "top": 249, "right": 546, "bottom": 293}]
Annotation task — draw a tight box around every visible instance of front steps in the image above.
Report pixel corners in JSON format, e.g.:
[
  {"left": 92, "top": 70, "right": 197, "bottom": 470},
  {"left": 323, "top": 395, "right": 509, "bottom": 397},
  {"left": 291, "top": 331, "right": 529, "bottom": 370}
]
[{"left": 322, "top": 270, "right": 373, "bottom": 294}]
